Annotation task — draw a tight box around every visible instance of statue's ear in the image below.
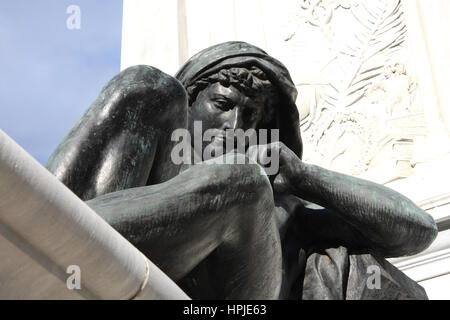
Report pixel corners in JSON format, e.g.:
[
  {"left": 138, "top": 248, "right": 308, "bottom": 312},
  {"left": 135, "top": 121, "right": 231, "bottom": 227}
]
[
  {"left": 274, "top": 96, "right": 303, "bottom": 160},
  {"left": 257, "top": 105, "right": 280, "bottom": 145}
]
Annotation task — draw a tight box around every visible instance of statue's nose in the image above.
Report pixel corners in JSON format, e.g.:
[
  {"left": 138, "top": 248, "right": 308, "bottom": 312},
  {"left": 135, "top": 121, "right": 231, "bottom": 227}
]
[{"left": 223, "top": 107, "right": 244, "bottom": 130}]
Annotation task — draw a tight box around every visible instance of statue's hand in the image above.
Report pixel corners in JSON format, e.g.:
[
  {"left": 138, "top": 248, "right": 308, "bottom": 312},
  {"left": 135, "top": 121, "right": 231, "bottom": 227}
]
[{"left": 248, "top": 142, "right": 302, "bottom": 195}]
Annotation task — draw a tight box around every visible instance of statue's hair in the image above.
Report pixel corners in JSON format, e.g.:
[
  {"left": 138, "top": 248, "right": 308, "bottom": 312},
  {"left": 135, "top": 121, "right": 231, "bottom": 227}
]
[{"left": 186, "top": 66, "right": 278, "bottom": 125}]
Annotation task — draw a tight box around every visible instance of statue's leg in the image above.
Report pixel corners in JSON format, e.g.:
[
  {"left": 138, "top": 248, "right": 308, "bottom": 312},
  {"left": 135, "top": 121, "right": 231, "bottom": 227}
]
[
  {"left": 86, "top": 161, "right": 283, "bottom": 299},
  {"left": 46, "top": 65, "right": 187, "bottom": 200}
]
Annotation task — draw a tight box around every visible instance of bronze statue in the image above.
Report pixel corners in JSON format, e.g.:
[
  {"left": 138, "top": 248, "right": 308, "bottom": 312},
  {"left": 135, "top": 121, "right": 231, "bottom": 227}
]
[{"left": 46, "top": 42, "right": 437, "bottom": 299}]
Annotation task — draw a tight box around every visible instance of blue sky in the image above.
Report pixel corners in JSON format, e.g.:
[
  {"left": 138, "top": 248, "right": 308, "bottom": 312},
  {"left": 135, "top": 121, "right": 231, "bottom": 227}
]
[{"left": 0, "top": 0, "right": 123, "bottom": 164}]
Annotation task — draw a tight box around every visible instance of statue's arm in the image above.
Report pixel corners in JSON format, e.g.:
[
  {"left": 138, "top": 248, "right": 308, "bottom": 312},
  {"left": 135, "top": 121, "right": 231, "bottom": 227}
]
[
  {"left": 293, "top": 161, "right": 437, "bottom": 256},
  {"left": 251, "top": 143, "right": 438, "bottom": 257},
  {"left": 85, "top": 160, "right": 279, "bottom": 284}
]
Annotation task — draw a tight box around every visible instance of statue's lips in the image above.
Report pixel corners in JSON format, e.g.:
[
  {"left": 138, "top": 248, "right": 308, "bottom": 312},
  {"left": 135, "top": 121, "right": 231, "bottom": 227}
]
[
  {"left": 208, "top": 131, "right": 228, "bottom": 142},
  {"left": 211, "top": 133, "right": 238, "bottom": 145},
  {"left": 208, "top": 133, "right": 251, "bottom": 152},
  {"left": 207, "top": 133, "right": 234, "bottom": 151},
  {"left": 212, "top": 135, "right": 226, "bottom": 142}
]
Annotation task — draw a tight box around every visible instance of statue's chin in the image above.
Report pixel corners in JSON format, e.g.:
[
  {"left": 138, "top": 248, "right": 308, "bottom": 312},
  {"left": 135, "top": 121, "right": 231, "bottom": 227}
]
[{"left": 202, "top": 143, "right": 226, "bottom": 161}]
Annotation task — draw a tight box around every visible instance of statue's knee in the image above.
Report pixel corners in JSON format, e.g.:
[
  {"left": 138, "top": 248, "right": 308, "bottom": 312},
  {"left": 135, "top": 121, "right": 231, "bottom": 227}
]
[
  {"left": 201, "top": 161, "right": 273, "bottom": 207},
  {"left": 214, "top": 163, "right": 275, "bottom": 234},
  {"left": 98, "top": 65, "right": 188, "bottom": 126}
]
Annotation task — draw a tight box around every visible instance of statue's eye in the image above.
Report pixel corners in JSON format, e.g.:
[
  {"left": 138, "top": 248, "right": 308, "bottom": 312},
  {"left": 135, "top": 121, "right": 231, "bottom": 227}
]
[{"left": 213, "top": 99, "right": 232, "bottom": 111}]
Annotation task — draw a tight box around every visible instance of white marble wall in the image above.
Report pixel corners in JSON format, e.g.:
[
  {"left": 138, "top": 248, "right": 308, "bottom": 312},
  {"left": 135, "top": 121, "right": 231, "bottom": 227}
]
[
  {"left": 121, "top": 0, "right": 450, "bottom": 299},
  {"left": 121, "top": 0, "right": 181, "bottom": 75}
]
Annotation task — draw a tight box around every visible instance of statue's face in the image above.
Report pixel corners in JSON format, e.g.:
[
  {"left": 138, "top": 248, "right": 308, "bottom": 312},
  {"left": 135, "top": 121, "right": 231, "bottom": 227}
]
[{"left": 188, "top": 82, "right": 270, "bottom": 158}]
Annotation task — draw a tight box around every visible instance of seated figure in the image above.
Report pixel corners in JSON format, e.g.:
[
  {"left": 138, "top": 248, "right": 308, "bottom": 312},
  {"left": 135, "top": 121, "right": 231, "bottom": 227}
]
[{"left": 46, "top": 42, "right": 437, "bottom": 299}]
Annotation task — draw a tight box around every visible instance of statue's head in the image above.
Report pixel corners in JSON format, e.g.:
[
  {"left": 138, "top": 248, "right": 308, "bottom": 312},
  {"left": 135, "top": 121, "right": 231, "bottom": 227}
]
[
  {"left": 176, "top": 41, "right": 303, "bottom": 159},
  {"left": 184, "top": 66, "right": 280, "bottom": 157}
]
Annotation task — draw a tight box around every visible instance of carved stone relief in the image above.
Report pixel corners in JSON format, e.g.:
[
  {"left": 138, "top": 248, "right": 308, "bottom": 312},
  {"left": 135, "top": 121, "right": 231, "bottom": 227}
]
[{"left": 280, "top": 0, "right": 428, "bottom": 184}]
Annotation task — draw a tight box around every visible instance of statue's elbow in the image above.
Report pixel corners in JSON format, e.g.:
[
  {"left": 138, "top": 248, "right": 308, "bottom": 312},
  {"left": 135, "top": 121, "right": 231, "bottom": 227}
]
[
  {"left": 412, "top": 218, "right": 439, "bottom": 254},
  {"left": 388, "top": 216, "right": 438, "bottom": 257}
]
